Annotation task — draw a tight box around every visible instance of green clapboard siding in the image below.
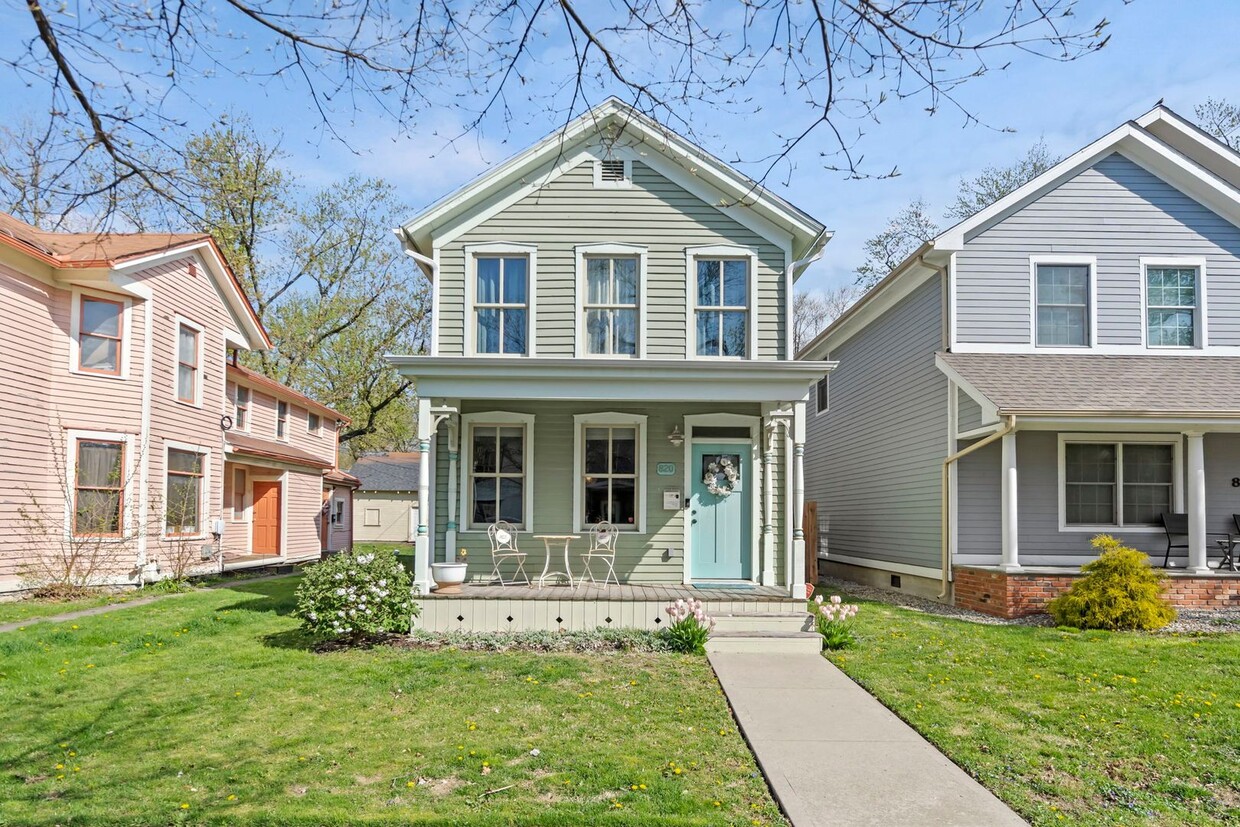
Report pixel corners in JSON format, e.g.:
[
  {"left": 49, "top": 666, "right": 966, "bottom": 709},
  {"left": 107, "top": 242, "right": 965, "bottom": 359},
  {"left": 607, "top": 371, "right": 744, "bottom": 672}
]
[
  {"left": 433, "top": 400, "right": 786, "bottom": 586},
  {"left": 438, "top": 161, "right": 788, "bottom": 360}
]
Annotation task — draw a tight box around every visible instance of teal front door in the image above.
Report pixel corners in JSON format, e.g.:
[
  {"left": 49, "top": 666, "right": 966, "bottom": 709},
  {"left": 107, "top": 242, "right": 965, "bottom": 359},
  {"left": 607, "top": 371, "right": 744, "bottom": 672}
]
[{"left": 690, "top": 442, "right": 752, "bottom": 580}]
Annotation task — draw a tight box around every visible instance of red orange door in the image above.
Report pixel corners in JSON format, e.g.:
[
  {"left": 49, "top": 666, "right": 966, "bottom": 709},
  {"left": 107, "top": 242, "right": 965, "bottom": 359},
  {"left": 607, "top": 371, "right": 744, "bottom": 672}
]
[{"left": 252, "top": 480, "right": 282, "bottom": 555}]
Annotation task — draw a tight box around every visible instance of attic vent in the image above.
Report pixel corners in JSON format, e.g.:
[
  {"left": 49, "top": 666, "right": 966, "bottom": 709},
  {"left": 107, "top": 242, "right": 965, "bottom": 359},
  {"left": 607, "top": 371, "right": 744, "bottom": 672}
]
[{"left": 599, "top": 159, "right": 627, "bottom": 182}]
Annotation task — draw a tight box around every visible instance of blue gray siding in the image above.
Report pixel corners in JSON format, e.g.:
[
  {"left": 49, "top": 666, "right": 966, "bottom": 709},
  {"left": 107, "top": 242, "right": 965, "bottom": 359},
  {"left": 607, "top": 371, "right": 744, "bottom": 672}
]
[
  {"left": 957, "top": 431, "right": 1240, "bottom": 566},
  {"left": 955, "top": 152, "right": 1240, "bottom": 346},
  {"left": 804, "top": 274, "right": 947, "bottom": 571},
  {"left": 956, "top": 387, "right": 987, "bottom": 433}
]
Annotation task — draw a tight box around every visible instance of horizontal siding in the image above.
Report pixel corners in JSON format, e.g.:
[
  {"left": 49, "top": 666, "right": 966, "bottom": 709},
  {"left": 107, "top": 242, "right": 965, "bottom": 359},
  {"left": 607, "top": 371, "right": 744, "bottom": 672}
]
[
  {"left": 441, "top": 161, "right": 787, "bottom": 360},
  {"left": 957, "top": 387, "right": 985, "bottom": 433},
  {"left": 432, "top": 400, "right": 787, "bottom": 585},
  {"left": 804, "top": 274, "right": 947, "bottom": 570},
  {"left": 956, "top": 152, "right": 1240, "bottom": 346},
  {"left": 354, "top": 492, "right": 417, "bottom": 545}
]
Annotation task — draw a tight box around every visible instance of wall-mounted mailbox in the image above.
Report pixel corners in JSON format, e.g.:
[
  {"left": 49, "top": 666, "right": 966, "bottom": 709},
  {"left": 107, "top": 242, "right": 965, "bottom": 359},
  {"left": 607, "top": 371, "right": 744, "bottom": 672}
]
[{"left": 662, "top": 489, "right": 682, "bottom": 510}]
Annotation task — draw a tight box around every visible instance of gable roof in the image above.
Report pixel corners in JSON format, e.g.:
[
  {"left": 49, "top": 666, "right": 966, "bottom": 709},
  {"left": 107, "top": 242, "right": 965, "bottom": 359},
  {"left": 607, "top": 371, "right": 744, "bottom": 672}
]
[
  {"left": 395, "top": 98, "right": 829, "bottom": 276},
  {"left": 348, "top": 453, "right": 421, "bottom": 492},
  {"left": 937, "top": 352, "right": 1240, "bottom": 418},
  {"left": 799, "top": 105, "right": 1240, "bottom": 360},
  {"left": 0, "top": 211, "right": 271, "bottom": 350}
]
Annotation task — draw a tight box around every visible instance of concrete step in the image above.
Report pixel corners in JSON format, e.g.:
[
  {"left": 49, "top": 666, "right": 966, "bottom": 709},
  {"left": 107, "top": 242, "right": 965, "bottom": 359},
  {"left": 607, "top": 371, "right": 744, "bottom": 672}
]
[
  {"left": 711, "top": 612, "right": 812, "bottom": 633},
  {"left": 705, "top": 630, "right": 822, "bottom": 655},
  {"left": 698, "top": 600, "right": 807, "bottom": 616}
]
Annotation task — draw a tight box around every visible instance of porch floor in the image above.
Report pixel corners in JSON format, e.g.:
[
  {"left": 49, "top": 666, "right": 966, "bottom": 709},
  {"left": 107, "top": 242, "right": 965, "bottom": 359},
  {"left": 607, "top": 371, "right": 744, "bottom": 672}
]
[{"left": 423, "top": 583, "right": 795, "bottom": 601}]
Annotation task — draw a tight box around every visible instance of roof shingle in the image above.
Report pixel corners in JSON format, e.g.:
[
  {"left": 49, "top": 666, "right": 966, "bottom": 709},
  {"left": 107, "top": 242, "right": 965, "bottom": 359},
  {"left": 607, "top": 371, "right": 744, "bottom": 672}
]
[{"left": 349, "top": 453, "right": 421, "bottom": 492}]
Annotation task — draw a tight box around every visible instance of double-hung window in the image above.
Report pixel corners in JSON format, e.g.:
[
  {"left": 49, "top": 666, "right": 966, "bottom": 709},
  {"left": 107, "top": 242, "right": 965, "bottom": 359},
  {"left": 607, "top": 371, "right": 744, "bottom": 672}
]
[
  {"left": 1145, "top": 265, "right": 1200, "bottom": 348},
  {"left": 176, "top": 323, "right": 199, "bottom": 403},
  {"left": 233, "top": 385, "right": 250, "bottom": 430},
  {"left": 232, "top": 467, "right": 247, "bottom": 519},
  {"left": 276, "top": 401, "right": 288, "bottom": 439},
  {"left": 73, "top": 438, "right": 125, "bottom": 536},
  {"left": 475, "top": 256, "right": 528, "bottom": 355},
  {"left": 78, "top": 296, "right": 124, "bottom": 375},
  {"left": 584, "top": 256, "right": 639, "bottom": 356},
  {"left": 694, "top": 257, "right": 749, "bottom": 357},
  {"left": 582, "top": 426, "right": 638, "bottom": 528},
  {"left": 308, "top": 412, "right": 321, "bottom": 433},
  {"left": 1062, "top": 439, "right": 1176, "bottom": 528},
  {"left": 469, "top": 424, "right": 527, "bottom": 527},
  {"left": 166, "top": 448, "right": 205, "bottom": 536},
  {"left": 1035, "top": 263, "right": 1090, "bottom": 346}
]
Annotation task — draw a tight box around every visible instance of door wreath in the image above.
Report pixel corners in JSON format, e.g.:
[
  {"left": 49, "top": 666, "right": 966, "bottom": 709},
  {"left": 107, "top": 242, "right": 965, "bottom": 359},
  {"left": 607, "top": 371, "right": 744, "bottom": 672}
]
[{"left": 703, "top": 456, "right": 740, "bottom": 497}]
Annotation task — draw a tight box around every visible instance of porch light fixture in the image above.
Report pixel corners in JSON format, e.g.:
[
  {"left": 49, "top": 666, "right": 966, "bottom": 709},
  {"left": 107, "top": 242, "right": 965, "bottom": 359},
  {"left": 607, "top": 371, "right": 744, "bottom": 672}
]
[{"left": 667, "top": 425, "right": 684, "bottom": 447}]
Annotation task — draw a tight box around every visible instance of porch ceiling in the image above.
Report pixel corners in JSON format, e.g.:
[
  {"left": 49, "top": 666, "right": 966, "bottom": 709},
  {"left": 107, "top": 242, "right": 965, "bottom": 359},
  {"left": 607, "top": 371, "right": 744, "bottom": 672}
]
[{"left": 386, "top": 356, "right": 836, "bottom": 402}]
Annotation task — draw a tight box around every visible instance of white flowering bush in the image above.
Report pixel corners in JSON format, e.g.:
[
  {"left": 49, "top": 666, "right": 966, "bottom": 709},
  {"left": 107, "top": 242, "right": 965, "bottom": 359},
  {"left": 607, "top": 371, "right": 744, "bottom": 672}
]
[
  {"left": 812, "top": 594, "right": 859, "bottom": 650},
  {"left": 295, "top": 549, "right": 418, "bottom": 640},
  {"left": 659, "top": 598, "right": 716, "bottom": 655}
]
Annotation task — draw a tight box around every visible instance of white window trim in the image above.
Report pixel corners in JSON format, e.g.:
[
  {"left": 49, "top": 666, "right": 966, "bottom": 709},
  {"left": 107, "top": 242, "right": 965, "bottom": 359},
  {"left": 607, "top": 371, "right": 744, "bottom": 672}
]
[
  {"left": 1028, "top": 255, "right": 1097, "bottom": 350},
  {"left": 1057, "top": 433, "right": 1183, "bottom": 534},
  {"left": 574, "top": 243, "right": 648, "bottom": 358},
  {"left": 684, "top": 245, "right": 760, "bottom": 360},
  {"left": 459, "top": 411, "right": 536, "bottom": 532},
  {"left": 814, "top": 375, "right": 829, "bottom": 416},
  {"left": 64, "top": 429, "right": 135, "bottom": 539},
  {"left": 571, "top": 412, "right": 647, "bottom": 534},
  {"left": 275, "top": 399, "right": 290, "bottom": 443},
  {"left": 463, "top": 242, "right": 538, "bottom": 357},
  {"left": 173, "top": 315, "right": 205, "bottom": 408},
  {"left": 231, "top": 466, "right": 248, "bottom": 523},
  {"left": 592, "top": 158, "right": 633, "bottom": 189},
  {"left": 1139, "top": 256, "right": 1208, "bottom": 350},
  {"left": 232, "top": 384, "right": 251, "bottom": 433},
  {"left": 68, "top": 288, "right": 133, "bottom": 381},
  {"left": 162, "top": 439, "right": 213, "bottom": 541}
]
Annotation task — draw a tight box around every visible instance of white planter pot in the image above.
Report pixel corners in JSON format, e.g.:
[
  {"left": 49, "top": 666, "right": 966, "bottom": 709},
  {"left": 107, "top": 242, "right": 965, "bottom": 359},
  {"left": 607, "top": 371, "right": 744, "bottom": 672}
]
[{"left": 430, "top": 561, "right": 468, "bottom": 594}]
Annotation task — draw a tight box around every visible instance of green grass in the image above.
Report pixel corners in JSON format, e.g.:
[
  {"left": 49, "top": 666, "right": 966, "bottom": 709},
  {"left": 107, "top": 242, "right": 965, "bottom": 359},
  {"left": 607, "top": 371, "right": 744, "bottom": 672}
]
[
  {"left": 816, "top": 588, "right": 1240, "bottom": 827},
  {"left": 0, "top": 591, "right": 138, "bottom": 625},
  {"left": 0, "top": 576, "right": 784, "bottom": 826}
]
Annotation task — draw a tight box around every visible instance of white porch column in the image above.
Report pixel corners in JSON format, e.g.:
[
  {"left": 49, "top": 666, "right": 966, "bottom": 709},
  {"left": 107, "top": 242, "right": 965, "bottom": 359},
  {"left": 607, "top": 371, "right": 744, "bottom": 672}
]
[
  {"left": 413, "top": 396, "right": 434, "bottom": 594},
  {"left": 445, "top": 415, "right": 460, "bottom": 564},
  {"left": 761, "top": 414, "right": 777, "bottom": 588},
  {"left": 1186, "top": 432, "right": 1210, "bottom": 574},
  {"left": 1000, "top": 430, "right": 1021, "bottom": 572},
  {"left": 792, "top": 398, "right": 807, "bottom": 597}
]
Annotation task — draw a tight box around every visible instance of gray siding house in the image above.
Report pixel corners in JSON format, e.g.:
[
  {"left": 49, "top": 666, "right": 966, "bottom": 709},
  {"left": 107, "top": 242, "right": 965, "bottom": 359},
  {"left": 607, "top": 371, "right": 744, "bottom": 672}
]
[
  {"left": 801, "top": 106, "right": 1240, "bottom": 609},
  {"left": 387, "top": 99, "right": 832, "bottom": 597}
]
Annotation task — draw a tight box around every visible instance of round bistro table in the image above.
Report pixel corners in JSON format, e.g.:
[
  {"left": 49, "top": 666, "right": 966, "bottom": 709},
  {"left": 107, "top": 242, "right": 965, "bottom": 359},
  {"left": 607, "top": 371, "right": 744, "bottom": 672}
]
[{"left": 533, "top": 534, "right": 580, "bottom": 588}]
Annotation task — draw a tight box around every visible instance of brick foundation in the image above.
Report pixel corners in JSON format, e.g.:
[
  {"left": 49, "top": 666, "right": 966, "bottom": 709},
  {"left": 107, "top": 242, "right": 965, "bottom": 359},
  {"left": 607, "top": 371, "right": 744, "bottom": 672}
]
[{"left": 952, "top": 565, "right": 1240, "bottom": 618}]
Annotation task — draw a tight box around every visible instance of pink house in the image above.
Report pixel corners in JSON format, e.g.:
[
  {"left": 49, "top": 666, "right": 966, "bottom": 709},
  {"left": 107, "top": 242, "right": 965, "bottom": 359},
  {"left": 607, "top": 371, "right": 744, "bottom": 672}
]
[{"left": 0, "top": 212, "right": 355, "bottom": 594}]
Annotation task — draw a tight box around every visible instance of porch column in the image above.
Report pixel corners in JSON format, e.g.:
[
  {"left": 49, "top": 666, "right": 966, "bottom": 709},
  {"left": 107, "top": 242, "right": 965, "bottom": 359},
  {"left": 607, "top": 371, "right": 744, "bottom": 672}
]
[
  {"left": 761, "top": 414, "right": 777, "bottom": 587},
  {"left": 445, "top": 416, "right": 460, "bottom": 564},
  {"left": 792, "top": 398, "right": 807, "bottom": 597},
  {"left": 1186, "top": 432, "right": 1210, "bottom": 574},
  {"left": 1000, "top": 430, "right": 1021, "bottom": 572},
  {"left": 413, "top": 396, "right": 434, "bottom": 594}
]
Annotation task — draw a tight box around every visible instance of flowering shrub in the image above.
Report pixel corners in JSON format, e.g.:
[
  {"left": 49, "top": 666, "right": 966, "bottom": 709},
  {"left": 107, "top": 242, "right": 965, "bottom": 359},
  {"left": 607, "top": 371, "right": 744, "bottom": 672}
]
[
  {"left": 659, "top": 598, "right": 716, "bottom": 655},
  {"left": 813, "top": 594, "right": 859, "bottom": 650},
  {"left": 295, "top": 549, "right": 418, "bottom": 640}
]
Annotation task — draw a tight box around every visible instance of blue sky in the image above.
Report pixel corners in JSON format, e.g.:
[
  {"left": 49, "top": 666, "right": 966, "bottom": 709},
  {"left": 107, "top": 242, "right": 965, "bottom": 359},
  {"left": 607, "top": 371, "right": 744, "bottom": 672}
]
[{"left": 2, "top": 1, "right": 1238, "bottom": 292}]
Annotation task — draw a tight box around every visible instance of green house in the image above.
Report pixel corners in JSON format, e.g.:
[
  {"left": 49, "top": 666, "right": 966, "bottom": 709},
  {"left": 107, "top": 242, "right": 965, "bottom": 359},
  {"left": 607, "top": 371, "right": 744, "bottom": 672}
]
[{"left": 389, "top": 99, "right": 833, "bottom": 599}]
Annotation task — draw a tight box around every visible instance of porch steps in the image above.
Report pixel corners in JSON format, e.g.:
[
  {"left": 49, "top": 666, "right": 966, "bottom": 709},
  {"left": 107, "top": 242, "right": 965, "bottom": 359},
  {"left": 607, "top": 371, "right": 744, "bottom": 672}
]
[
  {"left": 711, "top": 612, "right": 813, "bottom": 633},
  {"left": 705, "top": 630, "right": 822, "bottom": 655}
]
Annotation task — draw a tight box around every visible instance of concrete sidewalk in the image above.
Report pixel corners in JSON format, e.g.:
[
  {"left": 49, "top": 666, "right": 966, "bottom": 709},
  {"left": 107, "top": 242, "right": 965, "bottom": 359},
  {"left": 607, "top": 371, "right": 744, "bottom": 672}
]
[{"left": 710, "top": 652, "right": 1026, "bottom": 827}]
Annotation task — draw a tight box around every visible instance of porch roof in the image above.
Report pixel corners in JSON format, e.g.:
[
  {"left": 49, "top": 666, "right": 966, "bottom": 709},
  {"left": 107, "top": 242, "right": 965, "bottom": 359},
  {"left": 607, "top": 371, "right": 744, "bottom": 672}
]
[
  {"left": 386, "top": 356, "right": 836, "bottom": 402},
  {"left": 939, "top": 352, "right": 1240, "bottom": 419},
  {"left": 225, "top": 433, "right": 334, "bottom": 470}
]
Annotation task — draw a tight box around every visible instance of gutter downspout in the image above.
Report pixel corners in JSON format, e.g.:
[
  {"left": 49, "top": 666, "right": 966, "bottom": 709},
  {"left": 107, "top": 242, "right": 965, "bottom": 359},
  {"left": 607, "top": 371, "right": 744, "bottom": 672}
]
[{"left": 939, "top": 414, "right": 1016, "bottom": 598}]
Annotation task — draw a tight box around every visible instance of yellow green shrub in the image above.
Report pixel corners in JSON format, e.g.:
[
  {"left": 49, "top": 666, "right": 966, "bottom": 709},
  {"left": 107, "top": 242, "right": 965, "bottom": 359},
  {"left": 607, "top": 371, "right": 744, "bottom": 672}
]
[{"left": 1047, "top": 535, "right": 1176, "bottom": 631}]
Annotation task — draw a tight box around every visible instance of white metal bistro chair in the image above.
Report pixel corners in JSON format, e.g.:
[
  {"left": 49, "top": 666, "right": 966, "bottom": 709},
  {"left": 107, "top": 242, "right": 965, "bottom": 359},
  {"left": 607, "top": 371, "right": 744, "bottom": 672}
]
[
  {"left": 578, "top": 521, "right": 620, "bottom": 588},
  {"left": 487, "top": 520, "right": 531, "bottom": 587}
]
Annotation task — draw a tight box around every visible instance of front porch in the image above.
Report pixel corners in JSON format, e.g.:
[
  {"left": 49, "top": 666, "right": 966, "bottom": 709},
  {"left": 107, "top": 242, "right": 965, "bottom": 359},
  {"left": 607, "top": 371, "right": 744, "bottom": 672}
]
[{"left": 416, "top": 581, "right": 804, "bottom": 632}]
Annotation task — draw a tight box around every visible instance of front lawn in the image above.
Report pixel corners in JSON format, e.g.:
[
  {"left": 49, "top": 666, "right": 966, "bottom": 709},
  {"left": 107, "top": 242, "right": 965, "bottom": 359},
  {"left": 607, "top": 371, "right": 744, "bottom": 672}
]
[
  {"left": 0, "top": 577, "right": 784, "bottom": 826},
  {"left": 0, "top": 591, "right": 136, "bottom": 625},
  {"left": 819, "top": 589, "right": 1240, "bottom": 826}
]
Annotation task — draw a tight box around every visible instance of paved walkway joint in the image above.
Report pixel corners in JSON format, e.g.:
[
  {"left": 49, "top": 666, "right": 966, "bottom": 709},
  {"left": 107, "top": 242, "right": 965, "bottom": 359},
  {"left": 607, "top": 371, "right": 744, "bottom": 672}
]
[{"left": 710, "top": 652, "right": 1027, "bottom": 827}]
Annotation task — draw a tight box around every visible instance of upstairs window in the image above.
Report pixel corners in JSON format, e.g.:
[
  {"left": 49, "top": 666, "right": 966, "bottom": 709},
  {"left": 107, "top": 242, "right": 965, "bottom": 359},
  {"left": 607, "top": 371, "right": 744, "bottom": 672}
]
[
  {"left": 176, "top": 323, "right": 199, "bottom": 403},
  {"left": 78, "top": 296, "right": 123, "bottom": 375},
  {"left": 233, "top": 385, "right": 250, "bottom": 430},
  {"left": 1035, "top": 264, "right": 1090, "bottom": 347},
  {"left": 73, "top": 438, "right": 124, "bottom": 536},
  {"left": 166, "top": 448, "right": 205, "bottom": 536},
  {"left": 815, "top": 376, "right": 829, "bottom": 414},
  {"left": 277, "top": 401, "right": 288, "bottom": 439},
  {"left": 1146, "top": 266, "right": 1200, "bottom": 348},
  {"left": 308, "top": 412, "right": 321, "bottom": 433},
  {"left": 694, "top": 258, "right": 749, "bottom": 357},
  {"left": 584, "top": 257, "right": 639, "bottom": 356},
  {"left": 475, "top": 256, "right": 528, "bottom": 355}
]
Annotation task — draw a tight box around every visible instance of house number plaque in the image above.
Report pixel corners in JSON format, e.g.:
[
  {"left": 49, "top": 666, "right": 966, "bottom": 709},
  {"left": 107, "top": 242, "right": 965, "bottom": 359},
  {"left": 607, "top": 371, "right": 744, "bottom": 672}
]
[{"left": 655, "top": 462, "right": 676, "bottom": 476}]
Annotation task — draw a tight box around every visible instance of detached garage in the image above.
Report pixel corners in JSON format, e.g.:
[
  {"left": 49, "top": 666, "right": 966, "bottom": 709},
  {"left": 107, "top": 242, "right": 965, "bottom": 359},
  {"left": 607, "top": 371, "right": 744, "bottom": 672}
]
[{"left": 348, "top": 453, "right": 420, "bottom": 547}]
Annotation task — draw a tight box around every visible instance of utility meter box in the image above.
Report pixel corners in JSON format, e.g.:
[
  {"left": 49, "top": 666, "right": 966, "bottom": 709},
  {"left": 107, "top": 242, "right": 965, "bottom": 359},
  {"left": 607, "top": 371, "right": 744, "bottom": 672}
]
[{"left": 662, "top": 489, "right": 682, "bottom": 510}]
